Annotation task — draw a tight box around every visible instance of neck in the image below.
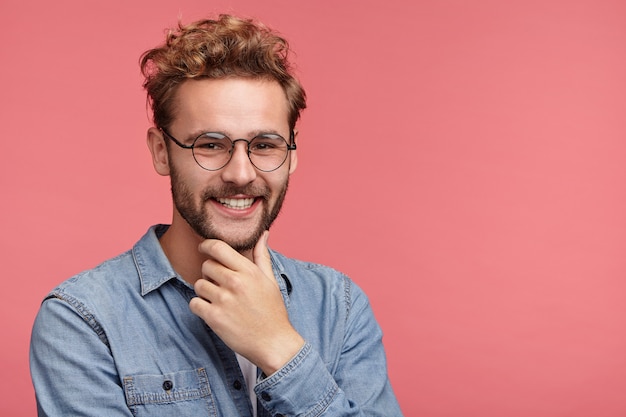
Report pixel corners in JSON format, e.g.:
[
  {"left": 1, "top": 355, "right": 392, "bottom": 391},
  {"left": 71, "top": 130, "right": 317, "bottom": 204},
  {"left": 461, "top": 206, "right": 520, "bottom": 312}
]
[{"left": 159, "top": 220, "right": 205, "bottom": 285}]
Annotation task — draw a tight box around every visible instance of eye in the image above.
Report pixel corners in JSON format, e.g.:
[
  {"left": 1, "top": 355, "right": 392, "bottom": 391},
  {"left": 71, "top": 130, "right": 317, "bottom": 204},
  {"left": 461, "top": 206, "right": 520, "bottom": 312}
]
[
  {"left": 193, "top": 134, "right": 231, "bottom": 153},
  {"left": 251, "top": 141, "right": 274, "bottom": 150},
  {"left": 196, "top": 141, "right": 222, "bottom": 150},
  {"left": 250, "top": 135, "right": 286, "bottom": 153}
]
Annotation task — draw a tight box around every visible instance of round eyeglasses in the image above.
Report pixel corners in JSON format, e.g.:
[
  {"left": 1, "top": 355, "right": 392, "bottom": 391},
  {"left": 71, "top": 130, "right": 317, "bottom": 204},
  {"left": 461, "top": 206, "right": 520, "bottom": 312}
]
[{"left": 161, "top": 129, "right": 296, "bottom": 172}]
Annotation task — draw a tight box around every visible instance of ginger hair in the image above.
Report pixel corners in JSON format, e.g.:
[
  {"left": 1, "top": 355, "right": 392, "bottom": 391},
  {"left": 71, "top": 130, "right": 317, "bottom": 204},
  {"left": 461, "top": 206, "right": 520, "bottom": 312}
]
[{"left": 140, "top": 15, "right": 306, "bottom": 131}]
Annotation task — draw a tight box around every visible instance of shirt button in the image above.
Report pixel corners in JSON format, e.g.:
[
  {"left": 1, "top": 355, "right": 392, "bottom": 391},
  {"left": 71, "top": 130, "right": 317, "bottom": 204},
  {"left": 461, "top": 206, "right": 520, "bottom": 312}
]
[
  {"left": 233, "top": 380, "right": 242, "bottom": 390},
  {"left": 162, "top": 380, "right": 173, "bottom": 391},
  {"left": 261, "top": 391, "right": 272, "bottom": 401}
]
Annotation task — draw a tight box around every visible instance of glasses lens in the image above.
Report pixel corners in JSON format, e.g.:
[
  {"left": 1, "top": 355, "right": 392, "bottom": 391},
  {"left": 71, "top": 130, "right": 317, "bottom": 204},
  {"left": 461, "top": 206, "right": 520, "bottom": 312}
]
[
  {"left": 249, "top": 135, "right": 289, "bottom": 172},
  {"left": 192, "top": 133, "right": 232, "bottom": 170}
]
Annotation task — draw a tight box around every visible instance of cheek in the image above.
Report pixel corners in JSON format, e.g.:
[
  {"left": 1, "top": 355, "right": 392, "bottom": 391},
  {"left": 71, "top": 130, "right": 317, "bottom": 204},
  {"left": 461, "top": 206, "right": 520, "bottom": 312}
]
[
  {"left": 265, "top": 172, "right": 290, "bottom": 196},
  {"left": 171, "top": 162, "right": 208, "bottom": 195}
]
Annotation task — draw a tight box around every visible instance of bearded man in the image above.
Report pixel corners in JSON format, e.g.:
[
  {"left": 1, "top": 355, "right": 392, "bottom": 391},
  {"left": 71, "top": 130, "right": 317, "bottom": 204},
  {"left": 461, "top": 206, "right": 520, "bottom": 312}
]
[{"left": 30, "top": 14, "right": 402, "bottom": 417}]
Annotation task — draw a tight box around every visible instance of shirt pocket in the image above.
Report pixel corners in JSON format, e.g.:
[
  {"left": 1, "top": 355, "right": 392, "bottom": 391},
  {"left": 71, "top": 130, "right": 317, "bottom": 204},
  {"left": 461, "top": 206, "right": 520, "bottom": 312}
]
[{"left": 123, "top": 367, "right": 216, "bottom": 417}]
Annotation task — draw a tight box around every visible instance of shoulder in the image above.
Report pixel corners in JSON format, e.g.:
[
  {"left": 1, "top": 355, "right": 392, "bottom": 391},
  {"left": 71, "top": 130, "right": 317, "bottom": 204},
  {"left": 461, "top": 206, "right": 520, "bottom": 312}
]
[
  {"left": 269, "top": 249, "right": 370, "bottom": 310},
  {"left": 32, "top": 250, "right": 140, "bottom": 347},
  {"left": 45, "top": 225, "right": 173, "bottom": 306},
  {"left": 270, "top": 249, "right": 349, "bottom": 283},
  {"left": 46, "top": 250, "right": 139, "bottom": 310},
  {"left": 56, "top": 250, "right": 137, "bottom": 291}
]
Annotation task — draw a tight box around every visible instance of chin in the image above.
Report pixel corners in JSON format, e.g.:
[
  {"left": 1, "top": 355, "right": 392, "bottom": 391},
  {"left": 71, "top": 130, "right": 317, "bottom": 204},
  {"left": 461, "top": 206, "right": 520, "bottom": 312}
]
[
  {"left": 223, "top": 236, "right": 260, "bottom": 252},
  {"left": 202, "top": 226, "right": 263, "bottom": 252}
]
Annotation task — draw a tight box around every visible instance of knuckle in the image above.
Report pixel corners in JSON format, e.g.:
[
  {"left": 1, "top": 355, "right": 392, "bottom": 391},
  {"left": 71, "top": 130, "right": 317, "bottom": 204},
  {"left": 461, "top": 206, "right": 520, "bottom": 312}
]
[
  {"left": 228, "top": 275, "right": 245, "bottom": 292},
  {"left": 199, "top": 239, "right": 225, "bottom": 254},
  {"left": 212, "top": 240, "right": 230, "bottom": 254}
]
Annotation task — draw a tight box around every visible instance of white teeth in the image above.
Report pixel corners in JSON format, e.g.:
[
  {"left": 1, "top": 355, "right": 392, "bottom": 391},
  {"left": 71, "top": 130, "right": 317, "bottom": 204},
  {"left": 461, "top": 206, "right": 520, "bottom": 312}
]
[{"left": 217, "top": 197, "right": 255, "bottom": 209}]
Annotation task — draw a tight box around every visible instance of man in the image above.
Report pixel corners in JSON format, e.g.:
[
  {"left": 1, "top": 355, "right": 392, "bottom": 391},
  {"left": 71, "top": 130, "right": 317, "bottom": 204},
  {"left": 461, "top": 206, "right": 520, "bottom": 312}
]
[{"left": 30, "top": 14, "right": 402, "bottom": 416}]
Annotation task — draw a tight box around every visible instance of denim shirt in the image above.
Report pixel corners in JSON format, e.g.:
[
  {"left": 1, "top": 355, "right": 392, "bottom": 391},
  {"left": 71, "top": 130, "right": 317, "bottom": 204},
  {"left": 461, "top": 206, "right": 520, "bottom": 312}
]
[{"left": 30, "top": 225, "right": 402, "bottom": 416}]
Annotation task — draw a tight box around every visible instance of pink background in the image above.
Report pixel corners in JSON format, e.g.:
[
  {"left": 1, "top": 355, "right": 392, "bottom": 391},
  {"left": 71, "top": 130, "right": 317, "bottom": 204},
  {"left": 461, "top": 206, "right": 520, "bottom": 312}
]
[{"left": 2, "top": 0, "right": 625, "bottom": 416}]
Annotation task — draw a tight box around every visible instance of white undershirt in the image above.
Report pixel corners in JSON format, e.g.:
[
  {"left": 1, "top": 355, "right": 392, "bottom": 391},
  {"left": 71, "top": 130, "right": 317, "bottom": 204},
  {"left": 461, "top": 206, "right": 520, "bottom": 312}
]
[{"left": 236, "top": 353, "right": 258, "bottom": 416}]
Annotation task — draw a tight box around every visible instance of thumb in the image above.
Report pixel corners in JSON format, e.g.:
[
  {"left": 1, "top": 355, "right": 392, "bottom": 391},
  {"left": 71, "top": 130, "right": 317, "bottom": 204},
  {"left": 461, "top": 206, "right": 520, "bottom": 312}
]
[{"left": 253, "top": 231, "right": 275, "bottom": 281}]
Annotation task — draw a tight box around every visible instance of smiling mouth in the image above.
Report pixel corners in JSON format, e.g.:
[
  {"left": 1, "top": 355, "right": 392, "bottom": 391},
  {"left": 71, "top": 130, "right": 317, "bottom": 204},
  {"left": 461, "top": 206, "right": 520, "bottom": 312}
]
[{"left": 216, "top": 197, "right": 256, "bottom": 209}]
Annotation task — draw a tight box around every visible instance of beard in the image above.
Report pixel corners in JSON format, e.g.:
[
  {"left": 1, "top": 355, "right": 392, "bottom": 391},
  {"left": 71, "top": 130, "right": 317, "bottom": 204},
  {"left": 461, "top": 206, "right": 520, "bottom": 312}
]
[{"left": 169, "top": 163, "right": 289, "bottom": 252}]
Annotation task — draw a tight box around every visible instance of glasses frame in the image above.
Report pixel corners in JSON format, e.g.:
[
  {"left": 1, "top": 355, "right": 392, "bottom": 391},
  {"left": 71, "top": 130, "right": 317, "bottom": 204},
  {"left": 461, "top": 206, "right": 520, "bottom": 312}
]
[{"left": 161, "top": 128, "right": 296, "bottom": 172}]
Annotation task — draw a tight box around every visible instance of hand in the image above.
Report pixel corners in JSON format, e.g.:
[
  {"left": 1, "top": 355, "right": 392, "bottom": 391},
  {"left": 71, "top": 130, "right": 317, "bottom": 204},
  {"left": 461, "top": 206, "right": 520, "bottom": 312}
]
[{"left": 189, "top": 231, "right": 305, "bottom": 376}]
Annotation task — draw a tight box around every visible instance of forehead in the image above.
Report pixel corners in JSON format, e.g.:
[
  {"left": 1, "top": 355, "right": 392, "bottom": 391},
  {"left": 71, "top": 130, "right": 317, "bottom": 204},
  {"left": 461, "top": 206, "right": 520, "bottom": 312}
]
[{"left": 171, "top": 77, "right": 290, "bottom": 136}]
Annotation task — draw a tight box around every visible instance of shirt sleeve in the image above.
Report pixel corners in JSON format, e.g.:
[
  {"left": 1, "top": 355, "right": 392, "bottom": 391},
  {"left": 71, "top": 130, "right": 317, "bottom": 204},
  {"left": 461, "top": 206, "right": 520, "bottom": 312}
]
[
  {"left": 254, "top": 283, "right": 403, "bottom": 417},
  {"left": 30, "top": 295, "right": 134, "bottom": 417}
]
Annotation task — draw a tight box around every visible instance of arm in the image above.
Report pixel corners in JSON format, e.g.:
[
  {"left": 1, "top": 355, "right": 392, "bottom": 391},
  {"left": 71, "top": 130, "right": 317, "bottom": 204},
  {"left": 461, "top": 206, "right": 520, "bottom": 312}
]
[
  {"left": 30, "top": 294, "right": 133, "bottom": 417},
  {"left": 190, "top": 233, "right": 402, "bottom": 416},
  {"left": 254, "top": 282, "right": 402, "bottom": 416},
  {"left": 190, "top": 231, "right": 305, "bottom": 376}
]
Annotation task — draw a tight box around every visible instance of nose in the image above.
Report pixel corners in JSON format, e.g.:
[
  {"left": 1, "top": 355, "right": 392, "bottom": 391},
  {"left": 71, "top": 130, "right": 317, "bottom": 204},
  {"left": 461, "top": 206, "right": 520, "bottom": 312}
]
[{"left": 219, "top": 140, "right": 257, "bottom": 185}]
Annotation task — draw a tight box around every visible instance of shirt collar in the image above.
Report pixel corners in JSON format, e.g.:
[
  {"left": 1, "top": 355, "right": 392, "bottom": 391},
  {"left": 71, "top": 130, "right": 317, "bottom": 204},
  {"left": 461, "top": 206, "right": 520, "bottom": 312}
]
[{"left": 132, "top": 225, "right": 181, "bottom": 296}]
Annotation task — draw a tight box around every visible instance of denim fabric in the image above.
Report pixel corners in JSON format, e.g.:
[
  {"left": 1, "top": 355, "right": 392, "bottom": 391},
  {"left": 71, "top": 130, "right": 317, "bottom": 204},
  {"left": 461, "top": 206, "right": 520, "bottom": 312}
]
[{"left": 30, "top": 225, "right": 402, "bottom": 416}]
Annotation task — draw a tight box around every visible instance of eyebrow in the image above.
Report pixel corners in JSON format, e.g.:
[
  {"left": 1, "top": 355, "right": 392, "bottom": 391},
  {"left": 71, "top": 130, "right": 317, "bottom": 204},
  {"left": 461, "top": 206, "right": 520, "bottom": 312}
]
[{"left": 187, "top": 128, "right": 286, "bottom": 140}]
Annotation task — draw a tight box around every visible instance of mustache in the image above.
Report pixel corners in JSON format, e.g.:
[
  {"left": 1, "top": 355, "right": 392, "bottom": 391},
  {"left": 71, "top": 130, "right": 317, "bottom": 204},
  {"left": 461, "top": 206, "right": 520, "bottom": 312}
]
[{"left": 201, "top": 185, "right": 271, "bottom": 201}]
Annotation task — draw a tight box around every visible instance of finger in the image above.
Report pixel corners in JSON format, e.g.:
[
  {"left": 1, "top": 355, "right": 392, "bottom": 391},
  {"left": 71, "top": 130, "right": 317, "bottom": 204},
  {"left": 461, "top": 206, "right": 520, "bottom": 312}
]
[
  {"left": 253, "top": 231, "right": 275, "bottom": 283},
  {"left": 198, "top": 239, "right": 242, "bottom": 270},
  {"left": 189, "top": 296, "right": 213, "bottom": 322},
  {"left": 190, "top": 279, "right": 218, "bottom": 318},
  {"left": 194, "top": 277, "right": 219, "bottom": 301},
  {"left": 200, "top": 256, "right": 228, "bottom": 286}
]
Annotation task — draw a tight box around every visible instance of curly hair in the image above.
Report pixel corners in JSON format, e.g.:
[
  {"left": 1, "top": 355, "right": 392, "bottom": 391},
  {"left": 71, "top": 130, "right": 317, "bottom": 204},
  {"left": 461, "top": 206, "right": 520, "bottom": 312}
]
[{"left": 140, "top": 15, "right": 306, "bottom": 131}]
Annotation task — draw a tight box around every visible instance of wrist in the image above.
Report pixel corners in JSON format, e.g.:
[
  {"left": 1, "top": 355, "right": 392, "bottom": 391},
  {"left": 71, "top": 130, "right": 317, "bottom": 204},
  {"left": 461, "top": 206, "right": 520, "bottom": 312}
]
[{"left": 257, "top": 333, "right": 305, "bottom": 376}]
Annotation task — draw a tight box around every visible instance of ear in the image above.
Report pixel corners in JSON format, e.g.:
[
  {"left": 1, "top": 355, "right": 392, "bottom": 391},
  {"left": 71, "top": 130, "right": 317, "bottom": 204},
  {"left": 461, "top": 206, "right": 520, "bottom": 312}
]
[
  {"left": 288, "top": 129, "right": 298, "bottom": 175},
  {"left": 147, "top": 127, "right": 170, "bottom": 176}
]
